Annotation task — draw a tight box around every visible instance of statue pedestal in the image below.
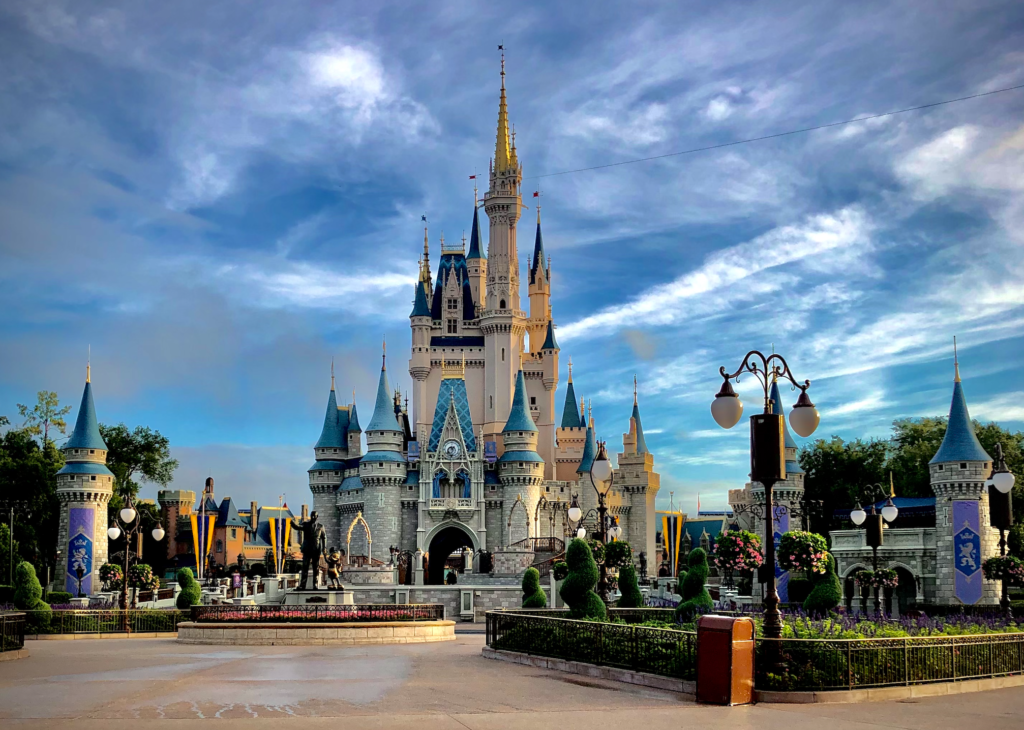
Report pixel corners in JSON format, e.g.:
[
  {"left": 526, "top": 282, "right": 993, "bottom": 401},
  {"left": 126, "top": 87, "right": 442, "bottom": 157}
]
[{"left": 284, "top": 589, "right": 355, "bottom": 606}]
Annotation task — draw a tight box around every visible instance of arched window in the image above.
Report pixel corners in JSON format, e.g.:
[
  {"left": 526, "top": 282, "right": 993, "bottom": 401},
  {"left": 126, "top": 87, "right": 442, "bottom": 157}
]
[{"left": 499, "top": 299, "right": 506, "bottom": 309}]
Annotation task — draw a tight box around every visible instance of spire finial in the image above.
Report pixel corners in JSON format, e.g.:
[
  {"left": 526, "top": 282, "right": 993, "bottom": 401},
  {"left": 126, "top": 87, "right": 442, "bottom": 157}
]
[
  {"left": 382, "top": 336, "right": 387, "bottom": 370},
  {"left": 634, "top": 374, "right": 638, "bottom": 405},
  {"left": 86, "top": 345, "right": 91, "bottom": 383},
  {"left": 331, "top": 358, "right": 335, "bottom": 391},
  {"left": 352, "top": 387, "right": 356, "bottom": 405},
  {"left": 588, "top": 398, "right": 593, "bottom": 427},
  {"left": 494, "top": 45, "right": 511, "bottom": 172},
  {"left": 568, "top": 357, "right": 573, "bottom": 383},
  {"left": 889, "top": 471, "right": 895, "bottom": 498},
  {"left": 953, "top": 335, "right": 961, "bottom": 382}
]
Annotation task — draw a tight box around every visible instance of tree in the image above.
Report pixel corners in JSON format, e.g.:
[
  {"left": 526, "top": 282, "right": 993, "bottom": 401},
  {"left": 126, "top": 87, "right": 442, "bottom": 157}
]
[
  {"left": 803, "top": 553, "right": 842, "bottom": 615},
  {"left": 99, "top": 424, "right": 178, "bottom": 502},
  {"left": 0, "top": 427, "right": 62, "bottom": 572},
  {"left": 616, "top": 564, "right": 644, "bottom": 608},
  {"left": 0, "top": 523, "right": 20, "bottom": 585},
  {"left": 799, "top": 436, "right": 888, "bottom": 534},
  {"left": 13, "top": 561, "right": 51, "bottom": 632},
  {"left": 887, "top": 418, "right": 949, "bottom": 497},
  {"left": 16, "top": 392, "right": 71, "bottom": 447},
  {"left": 675, "top": 548, "right": 713, "bottom": 621},
  {"left": 560, "top": 538, "right": 606, "bottom": 620},
  {"left": 521, "top": 567, "right": 547, "bottom": 608}
]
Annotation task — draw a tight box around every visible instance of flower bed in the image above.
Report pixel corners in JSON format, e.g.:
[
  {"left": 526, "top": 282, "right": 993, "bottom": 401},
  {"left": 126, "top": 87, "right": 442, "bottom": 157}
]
[
  {"left": 20, "top": 609, "right": 188, "bottom": 635},
  {"left": 191, "top": 604, "right": 445, "bottom": 623}
]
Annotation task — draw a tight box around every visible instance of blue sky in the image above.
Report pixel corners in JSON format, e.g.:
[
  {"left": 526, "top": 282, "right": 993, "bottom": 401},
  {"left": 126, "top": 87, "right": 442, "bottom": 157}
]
[{"left": 2, "top": 1, "right": 1023, "bottom": 514}]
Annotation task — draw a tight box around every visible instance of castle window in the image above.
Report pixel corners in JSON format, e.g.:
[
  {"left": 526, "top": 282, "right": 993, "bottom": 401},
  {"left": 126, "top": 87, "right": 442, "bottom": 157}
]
[
  {"left": 501, "top": 348, "right": 505, "bottom": 361},
  {"left": 231, "top": 528, "right": 237, "bottom": 539},
  {"left": 530, "top": 397, "right": 536, "bottom": 405},
  {"left": 90, "top": 475, "right": 96, "bottom": 481},
  {"left": 89, "top": 450, "right": 95, "bottom": 455},
  {"left": 447, "top": 320, "right": 458, "bottom": 334},
  {"left": 379, "top": 462, "right": 384, "bottom": 468},
  {"left": 490, "top": 395, "right": 493, "bottom": 410},
  {"left": 960, "top": 462, "right": 967, "bottom": 470},
  {"left": 447, "top": 298, "right": 458, "bottom": 311},
  {"left": 500, "top": 299, "right": 506, "bottom": 309},
  {"left": 216, "top": 539, "right": 223, "bottom": 553}
]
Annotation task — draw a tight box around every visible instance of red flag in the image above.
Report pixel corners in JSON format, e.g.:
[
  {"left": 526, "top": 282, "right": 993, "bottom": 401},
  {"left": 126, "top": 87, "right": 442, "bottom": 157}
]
[
  {"left": 469, "top": 175, "right": 477, "bottom": 179},
  {"left": 533, "top": 191, "right": 539, "bottom": 197}
]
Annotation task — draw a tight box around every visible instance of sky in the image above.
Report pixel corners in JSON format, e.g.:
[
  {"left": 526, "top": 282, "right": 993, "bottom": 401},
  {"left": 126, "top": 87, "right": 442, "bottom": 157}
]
[{"left": 1, "top": 1, "right": 1024, "bottom": 514}]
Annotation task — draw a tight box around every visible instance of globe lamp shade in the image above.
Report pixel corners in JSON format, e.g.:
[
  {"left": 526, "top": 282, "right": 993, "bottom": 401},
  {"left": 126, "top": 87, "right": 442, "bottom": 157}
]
[
  {"left": 711, "top": 378, "right": 743, "bottom": 429},
  {"left": 850, "top": 507, "right": 866, "bottom": 526},
  {"left": 789, "top": 390, "right": 819, "bottom": 438},
  {"left": 881, "top": 502, "right": 899, "bottom": 523},
  {"left": 576, "top": 527, "right": 586, "bottom": 539},
  {"left": 107, "top": 526, "right": 121, "bottom": 541},
  {"left": 120, "top": 507, "right": 137, "bottom": 524},
  {"left": 591, "top": 449, "right": 613, "bottom": 489},
  {"left": 992, "top": 470, "right": 1015, "bottom": 494},
  {"left": 152, "top": 525, "right": 166, "bottom": 541},
  {"left": 568, "top": 500, "right": 583, "bottom": 523}
]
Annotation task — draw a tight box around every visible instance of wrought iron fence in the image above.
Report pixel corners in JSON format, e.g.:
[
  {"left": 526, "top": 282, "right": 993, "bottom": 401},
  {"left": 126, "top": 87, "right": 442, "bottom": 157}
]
[
  {"left": 190, "top": 604, "right": 446, "bottom": 623},
  {"left": 1, "top": 612, "right": 26, "bottom": 652},
  {"left": 485, "top": 610, "right": 697, "bottom": 680},
  {"left": 21, "top": 610, "right": 188, "bottom": 636},
  {"left": 756, "top": 633, "right": 1024, "bottom": 691}
]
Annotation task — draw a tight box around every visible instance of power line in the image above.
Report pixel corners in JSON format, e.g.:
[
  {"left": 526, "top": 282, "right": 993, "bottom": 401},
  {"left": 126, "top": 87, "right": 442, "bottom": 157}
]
[{"left": 526, "top": 83, "right": 1024, "bottom": 181}]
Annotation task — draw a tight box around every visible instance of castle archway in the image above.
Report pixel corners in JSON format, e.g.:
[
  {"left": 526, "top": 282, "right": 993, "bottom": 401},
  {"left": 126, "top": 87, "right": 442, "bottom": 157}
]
[{"left": 426, "top": 523, "right": 475, "bottom": 585}]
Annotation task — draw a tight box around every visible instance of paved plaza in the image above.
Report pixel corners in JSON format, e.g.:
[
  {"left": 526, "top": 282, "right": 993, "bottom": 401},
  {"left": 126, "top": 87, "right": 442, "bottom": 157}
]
[{"left": 1, "top": 637, "right": 1023, "bottom": 730}]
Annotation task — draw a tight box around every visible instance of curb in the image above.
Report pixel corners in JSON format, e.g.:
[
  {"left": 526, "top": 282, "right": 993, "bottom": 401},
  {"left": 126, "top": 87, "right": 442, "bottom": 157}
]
[
  {"left": 28, "top": 632, "right": 178, "bottom": 640},
  {"left": 0, "top": 649, "right": 29, "bottom": 661}
]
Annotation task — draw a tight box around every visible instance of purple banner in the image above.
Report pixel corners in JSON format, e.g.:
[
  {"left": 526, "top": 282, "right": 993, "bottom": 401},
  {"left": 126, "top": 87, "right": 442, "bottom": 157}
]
[
  {"left": 953, "top": 500, "right": 983, "bottom": 605},
  {"left": 773, "top": 505, "right": 790, "bottom": 603},
  {"left": 66, "top": 507, "right": 95, "bottom": 596}
]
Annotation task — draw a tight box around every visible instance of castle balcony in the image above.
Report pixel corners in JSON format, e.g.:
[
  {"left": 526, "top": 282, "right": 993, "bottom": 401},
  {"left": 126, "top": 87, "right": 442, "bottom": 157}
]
[{"left": 427, "top": 497, "right": 475, "bottom": 522}]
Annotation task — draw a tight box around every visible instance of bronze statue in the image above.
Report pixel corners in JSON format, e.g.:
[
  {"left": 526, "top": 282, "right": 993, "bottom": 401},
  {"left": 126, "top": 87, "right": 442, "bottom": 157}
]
[
  {"left": 325, "top": 547, "right": 344, "bottom": 589},
  {"left": 295, "top": 510, "right": 326, "bottom": 589}
]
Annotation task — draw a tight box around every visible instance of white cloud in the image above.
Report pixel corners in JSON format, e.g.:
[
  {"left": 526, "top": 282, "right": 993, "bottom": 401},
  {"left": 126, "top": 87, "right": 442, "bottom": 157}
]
[
  {"left": 559, "top": 206, "right": 872, "bottom": 341},
  {"left": 896, "top": 125, "right": 980, "bottom": 201},
  {"left": 971, "top": 392, "right": 1024, "bottom": 424}
]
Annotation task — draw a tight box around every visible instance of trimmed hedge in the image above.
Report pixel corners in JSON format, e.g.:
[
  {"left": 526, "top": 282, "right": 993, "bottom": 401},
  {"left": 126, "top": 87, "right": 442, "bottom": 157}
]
[
  {"left": 521, "top": 567, "right": 547, "bottom": 608},
  {"left": 561, "top": 538, "right": 606, "bottom": 620},
  {"left": 804, "top": 553, "right": 842, "bottom": 615},
  {"left": 675, "top": 548, "right": 713, "bottom": 621},
  {"left": 13, "top": 562, "right": 51, "bottom": 633},
  {"left": 46, "top": 591, "right": 73, "bottom": 604},
  {"left": 616, "top": 564, "right": 644, "bottom": 608},
  {"left": 175, "top": 568, "right": 201, "bottom": 609}
]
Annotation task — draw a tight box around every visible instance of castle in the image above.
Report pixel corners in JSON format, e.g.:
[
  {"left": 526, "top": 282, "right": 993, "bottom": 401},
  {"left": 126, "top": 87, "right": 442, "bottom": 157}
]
[{"left": 308, "top": 58, "right": 660, "bottom": 582}]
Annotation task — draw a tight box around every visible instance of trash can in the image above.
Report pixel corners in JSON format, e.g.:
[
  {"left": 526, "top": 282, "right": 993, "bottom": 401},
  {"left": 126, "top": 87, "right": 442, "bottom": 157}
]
[{"left": 696, "top": 615, "right": 755, "bottom": 705}]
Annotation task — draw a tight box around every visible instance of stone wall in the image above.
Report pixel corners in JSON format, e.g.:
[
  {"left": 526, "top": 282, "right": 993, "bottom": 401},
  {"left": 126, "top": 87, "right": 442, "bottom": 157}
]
[
  {"left": 344, "top": 566, "right": 397, "bottom": 585},
  {"left": 492, "top": 547, "right": 535, "bottom": 576}
]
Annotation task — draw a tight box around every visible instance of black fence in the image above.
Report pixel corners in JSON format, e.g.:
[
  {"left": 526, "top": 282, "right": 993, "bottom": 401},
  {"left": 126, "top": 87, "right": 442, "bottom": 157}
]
[
  {"left": 1, "top": 612, "right": 26, "bottom": 652},
  {"left": 486, "top": 610, "right": 697, "bottom": 680},
  {"left": 756, "top": 633, "right": 1024, "bottom": 691},
  {"left": 21, "top": 610, "right": 188, "bottom": 636},
  {"left": 190, "top": 604, "right": 446, "bottom": 623}
]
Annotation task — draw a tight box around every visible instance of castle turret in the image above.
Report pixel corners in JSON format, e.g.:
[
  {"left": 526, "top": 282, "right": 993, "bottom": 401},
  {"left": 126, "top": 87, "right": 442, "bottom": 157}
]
[
  {"left": 617, "top": 377, "right": 660, "bottom": 562},
  {"left": 466, "top": 201, "right": 486, "bottom": 313},
  {"left": 929, "top": 352, "right": 998, "bottom": 605},
  {"left": 54, "top": 362, "right": 114, "bottom": 594},
  {"left": 555, "top": 359, "right": 587, "bottom": 481},
  {"left": 527, "top": 209, "right": 551, "bottom": 353},
  {"left": 409, "top": 226, "right": 433, "bottom": 432},
  {"left": 359, "top": 345, "right": 407, "bottom": 559},
  {"left": 309, "top": 364, "right": 346, "bottom": 546},
  {"left": 498, "top": 368, "right": 544, "bottom": 544},
  {"left": 347, "top": 393, "right": 362, "bottom": 455}
]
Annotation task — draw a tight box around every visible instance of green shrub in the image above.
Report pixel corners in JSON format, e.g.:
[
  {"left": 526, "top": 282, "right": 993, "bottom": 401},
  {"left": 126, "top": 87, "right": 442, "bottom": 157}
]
[
  {"left": 604, "top": 540, "right": 633, "bottom": 568},
  {"left": 560, "top": 538, "right": 606, "bottom": 620},
  {"left": 46, "top": 591, "right": 73, "bottom": 604},
  {"left": 675, "top": 548, "right": 712, "bottom": 621},
  {"left": 616, "top": 564, "right": 644, "bottom": 608},
  {"left": 175, "top": 568, "right": 201, "bottom": 609},
  {"left": 521, "top": 567, "right": 547, "bottom": 608},
  {"left": 787, "top": 576, "right": 812, "bottom": 603},
  {"left": 803, "top": 553, "right": 842, "bottom": 615},
  {"left": 0, "top": 584, "right": 13, "bottom": 604},
  {"left": 13, "top": 562, "right": 51, "bottom": 633},
  {"left": 552, "top": 561, "right": 568, "bottom": 581}
]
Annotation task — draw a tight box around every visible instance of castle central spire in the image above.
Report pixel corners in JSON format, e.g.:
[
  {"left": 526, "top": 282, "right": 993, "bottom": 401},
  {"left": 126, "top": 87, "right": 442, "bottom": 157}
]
[{"left": 494, "top": 51, "right": 512, "bottom": 173}]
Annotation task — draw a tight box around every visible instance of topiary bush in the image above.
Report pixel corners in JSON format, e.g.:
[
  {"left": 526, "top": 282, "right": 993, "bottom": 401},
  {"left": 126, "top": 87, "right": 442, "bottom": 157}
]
[
  {"left": 521, "top": 567, "right": 547, "bottom": 608},
  {"left": 552, "top": 561, "right": 568, "bottom": 581},
  {"left": 13, "top": 561, "right": 51, "bottom": 633},
  {"left": 675, "top": 548, "right": 713, "bottom": 621},
  {"left": 46, "top": 591, "right": 73, "bottom": 604},
  {"left": 604, "top": 540, "right": 633, "bottom": 568},
  {"left": 803, "top": 552, "right": 842, "bottom": 615},
  {"left": 175, "top": 568, "right": 201, "bottom": 609},
  {"left": 616, "top": 564, "right": 643, "bottom": 608},
  {"left": 560, "top": 538, "right": 606, "bottom": 620}
]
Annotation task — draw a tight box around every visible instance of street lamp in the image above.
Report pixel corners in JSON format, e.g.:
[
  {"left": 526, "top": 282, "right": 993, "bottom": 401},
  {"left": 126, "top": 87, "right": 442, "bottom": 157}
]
[
  {"left": 987, "top": 443, "right": 1015, "bottom": 617},
  {"left": 711, "top": 350, "right": 819, "bottom": 641},
  {"left": 849, "top": 479, "right": 898, "bottom": 615},
  {"left": 565, "top": 441, "right": 618, "bottom": 603},
  {"left": 107, "top": 495, "right": 166, "bottom": 628}
]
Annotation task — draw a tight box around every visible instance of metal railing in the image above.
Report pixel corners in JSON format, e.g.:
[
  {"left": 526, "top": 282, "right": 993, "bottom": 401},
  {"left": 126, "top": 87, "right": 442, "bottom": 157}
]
[
  {"left": 1, "top": 612, "right": 26, "bottom": 652},
  {"left": 485, "top": 610, "right": 697, "bottom": 680},
  {"left": 21, "top": 610, "right": 188, "bottom": 636},
  {"left": 508, "top": 537, "right": 566, "bottom": 553},
  {"left": 756, "top": 633, "right": 1024, "bottom": 691},
  {"left": 191, "top": 604, "right": 446, "bottom": 623}
]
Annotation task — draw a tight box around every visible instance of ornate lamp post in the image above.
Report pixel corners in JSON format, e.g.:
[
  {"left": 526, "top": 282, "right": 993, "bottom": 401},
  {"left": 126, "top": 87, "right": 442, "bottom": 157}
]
[
  {"left": 565, "top": 441, "right": 621, "bottom": 603},
  {"left": 849, "top": 480, "right": 899, "bottom": 615},
  {"left": 711, "top": 350, "right": 819, "bottom": 641},
  {"left": 107, "top": 496, "right": 165, "bottom": 630},
  {"left": 986, "top": 443, "right": 1016, "bottom": 617}
]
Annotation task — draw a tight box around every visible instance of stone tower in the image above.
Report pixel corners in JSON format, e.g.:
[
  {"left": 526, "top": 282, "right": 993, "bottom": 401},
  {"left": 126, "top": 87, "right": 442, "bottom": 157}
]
[
  {"left": 929, "top": 357, "right": 999, "bottom": 605},
  {"left": 555, "top": 361, "right": 587, "bottom": 482},
  {"left": 466, "top": 203, "right": 486, "bottom": 313},
  {"left": 498, "top": 368, "right": 544, "bottom": 544},
  {"left": 480, "top": 53, "right": 526, "bottom": 449},
  {"left": 308, "top": 364, "right": 347, "bottom": 546},
  {"left": 359, "top": 348, "right": 407, "bottom": 560},
  {"left": 616, "top": 379, "right": 661, "bottom": 561},
  {"left": 54, "top": 363, "right": 113, "bottom": 595}
]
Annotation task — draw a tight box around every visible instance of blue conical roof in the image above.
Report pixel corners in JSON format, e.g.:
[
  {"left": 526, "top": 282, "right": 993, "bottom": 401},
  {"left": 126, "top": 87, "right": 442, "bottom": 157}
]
[
  {"left": 560, "top": 379, "right": 581, "bottom": 429},
  {"left": 314, "top": 387, "right": 346, "bottom": 448},
  {"left": 349, "top": 399, "right": 361, "bottom": 432},
  {"left": 503, "top": 370, "right": 538, "bottom": 433},
  {"left": 366, "top": 364, "right": 401, "bottom": 432},
  {"left": 410, "top": 280, "right": 430, "bottom": 317},
  {"left": 632, "top": 401, "right": 648, "bottom": 454},
  {"left": 577, "top": 425, "right": 597, "bottom": 474},
  {"left": 541, "top": 320, "right": 559, "bottom": 351},
  {"left": 530, "top": 218, "right": 545, "bottom": 284},
  {"left": 467, "top": 205, "right": 485, "bottom": 260},
  {"left": 930, "top": 379, "right": 991, "bottom": 463},
  {"left": 769, "top": 380, "right": 798, "bottom": 450},
  {"left": 65, "top": 381, "right": 108, "bottom": 450}
]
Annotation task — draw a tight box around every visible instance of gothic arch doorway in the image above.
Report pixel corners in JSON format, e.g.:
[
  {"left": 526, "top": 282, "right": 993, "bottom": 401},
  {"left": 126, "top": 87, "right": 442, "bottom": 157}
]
[{"left": 426, "top": 525, "right": 473, "bottom": 585}]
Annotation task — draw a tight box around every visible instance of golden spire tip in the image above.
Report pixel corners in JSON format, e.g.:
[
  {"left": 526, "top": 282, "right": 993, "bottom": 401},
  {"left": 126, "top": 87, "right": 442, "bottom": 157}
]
[
  {"left": 953, "top": 335, "right": 961, "bottom": 382},
  {"left": 86, "top": 345, "right": 91, "bottom": 383},
  {"left": 634, "top": 374, "right": 638, "bottom": 405},
  {"left": 567, "top": 357, "right": 573, "bottom": 383}
]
